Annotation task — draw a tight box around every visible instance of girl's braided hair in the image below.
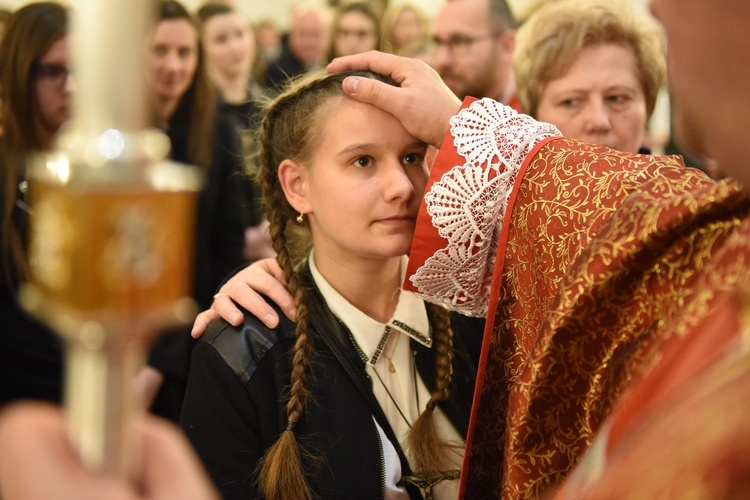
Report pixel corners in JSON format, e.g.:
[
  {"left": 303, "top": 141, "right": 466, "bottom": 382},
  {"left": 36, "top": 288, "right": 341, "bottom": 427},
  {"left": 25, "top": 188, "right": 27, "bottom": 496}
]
[{"left": 253, "top": 69, "right": 458, "bottom": 499}]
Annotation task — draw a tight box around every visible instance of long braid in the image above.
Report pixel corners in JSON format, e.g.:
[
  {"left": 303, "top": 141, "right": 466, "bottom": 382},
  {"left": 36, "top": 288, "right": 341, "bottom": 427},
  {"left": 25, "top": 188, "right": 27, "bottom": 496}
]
[
  {"left": 253, "top": 86, "right": 315, "bottom": 500},
  {"left": 406, "top": 302, "right": 458, "bottom": 473},
  {"left": 252, "top": 69, "right": 400, "bottom": 498}
]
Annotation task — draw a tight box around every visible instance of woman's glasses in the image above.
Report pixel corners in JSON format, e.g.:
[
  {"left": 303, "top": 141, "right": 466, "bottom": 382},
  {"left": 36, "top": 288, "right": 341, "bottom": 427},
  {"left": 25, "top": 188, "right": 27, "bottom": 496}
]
[{"left": 32, "top": 61, "right": 71, "bottom": 90}]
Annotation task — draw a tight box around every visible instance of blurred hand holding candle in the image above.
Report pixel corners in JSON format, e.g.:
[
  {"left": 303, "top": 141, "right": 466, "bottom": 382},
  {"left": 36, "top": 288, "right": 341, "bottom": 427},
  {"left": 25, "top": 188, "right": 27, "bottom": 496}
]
[{"left": 20, "top": 0, "right": 202, "bottom": 478}]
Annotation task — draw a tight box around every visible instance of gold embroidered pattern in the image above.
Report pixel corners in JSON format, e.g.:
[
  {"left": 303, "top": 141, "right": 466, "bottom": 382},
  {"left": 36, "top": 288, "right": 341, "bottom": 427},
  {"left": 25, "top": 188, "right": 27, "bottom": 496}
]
[{"left": 462, "top": 138, "right": 750, "bottom": 499}]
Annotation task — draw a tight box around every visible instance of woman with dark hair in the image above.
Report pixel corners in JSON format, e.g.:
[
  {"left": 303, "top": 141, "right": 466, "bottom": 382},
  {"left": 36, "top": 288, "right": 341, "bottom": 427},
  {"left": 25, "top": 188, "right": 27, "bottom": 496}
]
[
  {"left": 0, "top": 2, "right": 70, "bottom": 407},
  {"left": 145, "top": 0, "right": 254, "bottom": 421}
]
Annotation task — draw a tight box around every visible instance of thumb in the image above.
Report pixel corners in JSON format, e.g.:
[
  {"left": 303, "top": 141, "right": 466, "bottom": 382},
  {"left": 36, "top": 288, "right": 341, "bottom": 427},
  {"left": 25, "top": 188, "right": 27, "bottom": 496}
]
[{"left": 342, "top": 76, "right": 395, "bottom": 114}]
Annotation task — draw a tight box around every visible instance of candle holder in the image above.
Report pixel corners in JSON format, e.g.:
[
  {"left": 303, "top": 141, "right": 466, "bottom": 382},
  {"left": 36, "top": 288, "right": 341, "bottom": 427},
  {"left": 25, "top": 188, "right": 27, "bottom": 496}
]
[
  {"left": 20, "top": 0, "right": 203, "bottom": 479},
  {"left": 21, "top": 128, "right": 202, "bottom": 477}
]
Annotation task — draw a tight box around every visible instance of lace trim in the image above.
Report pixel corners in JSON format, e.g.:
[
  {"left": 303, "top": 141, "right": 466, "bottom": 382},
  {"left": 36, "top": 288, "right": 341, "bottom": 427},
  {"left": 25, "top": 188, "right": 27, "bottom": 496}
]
[{"left": 408, "top": 98, "right": 561, "bottom": 317}]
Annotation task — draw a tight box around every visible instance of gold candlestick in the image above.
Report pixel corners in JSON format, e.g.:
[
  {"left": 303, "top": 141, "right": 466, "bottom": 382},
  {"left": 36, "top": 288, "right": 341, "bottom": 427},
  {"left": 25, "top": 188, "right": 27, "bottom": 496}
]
[{"left": 20, "top": 0, "right": 203, "bottom": 478}]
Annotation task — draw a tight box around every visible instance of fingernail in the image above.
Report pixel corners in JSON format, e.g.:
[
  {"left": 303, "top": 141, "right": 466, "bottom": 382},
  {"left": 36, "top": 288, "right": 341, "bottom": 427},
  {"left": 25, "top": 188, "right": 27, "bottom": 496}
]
[
  {"left": 289, "top": 308, "right": 297, "bottom": 320},
  {"left": 344, "top": 77, "right": 359, "bottom": 94},
  {"left": 230, "top": 312, "right": 243, "bottom": 325},
  {"left": 264, "top": 314, "right": 279, "bottom": 327}
]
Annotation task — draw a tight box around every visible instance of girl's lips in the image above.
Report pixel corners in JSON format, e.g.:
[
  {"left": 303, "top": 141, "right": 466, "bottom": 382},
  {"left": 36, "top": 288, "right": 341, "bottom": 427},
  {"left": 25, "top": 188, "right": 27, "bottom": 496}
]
[{"left": 376, "top": 216, "right": 416, "bottom": 226}]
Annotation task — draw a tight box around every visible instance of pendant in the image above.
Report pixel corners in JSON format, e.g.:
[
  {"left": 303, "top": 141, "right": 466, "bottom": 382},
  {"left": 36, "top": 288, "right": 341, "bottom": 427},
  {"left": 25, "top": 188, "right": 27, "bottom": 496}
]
[{"left": 389, "top": 360, "right": 396, "bottom": 373}]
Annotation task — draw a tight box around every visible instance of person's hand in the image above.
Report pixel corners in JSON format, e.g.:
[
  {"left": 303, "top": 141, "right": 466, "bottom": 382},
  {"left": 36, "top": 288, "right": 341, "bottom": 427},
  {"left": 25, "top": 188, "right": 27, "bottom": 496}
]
[
  {"left": 243, "top": 220, "right": 277, "bottom": 262},
  {"left": 134, "top": 366, "right": 164, "bottom": 410},
  {"left": 327, "top": 51, "right": 462, "bottom": 149},
  {"left": 0, "top": 402, "right": 219, "bottom": 500},
  {"left": 191, "top": 258, "right": 296, "bottom": 338}
]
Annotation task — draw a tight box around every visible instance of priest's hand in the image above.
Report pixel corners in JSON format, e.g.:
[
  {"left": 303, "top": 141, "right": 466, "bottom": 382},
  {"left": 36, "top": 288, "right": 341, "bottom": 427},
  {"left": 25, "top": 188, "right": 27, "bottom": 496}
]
[{"left": 327, "top": 51, "right": 462, "bottom": 150}]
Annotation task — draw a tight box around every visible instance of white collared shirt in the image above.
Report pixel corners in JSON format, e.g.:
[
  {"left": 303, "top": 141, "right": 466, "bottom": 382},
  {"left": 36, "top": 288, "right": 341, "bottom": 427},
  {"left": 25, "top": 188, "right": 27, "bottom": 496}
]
[{"left": 310, "top": 253, "right": 464, "bottom": 499}]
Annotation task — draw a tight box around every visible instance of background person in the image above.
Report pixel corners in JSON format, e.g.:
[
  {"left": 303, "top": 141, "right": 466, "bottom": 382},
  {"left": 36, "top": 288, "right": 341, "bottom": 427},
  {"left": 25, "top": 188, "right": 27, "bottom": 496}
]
[
  {"left": 145, "top": 0, "right": 253, "bottom": 422},
  {"left": 197, "top": 2, "right": 262, "bottom": 129},
  {"left": 431, "top": 0, "right": 519, "bottom": 109},
  {"left": 253, "top": 17, "right": 282, "bottom": 65},
  {"left": 380, "top": 3, "right": 431, "bottom": 57},
  {"left": 0, "top": 1, "right": 69, "bottom": 408},
  {"left": 263, "top": 3, "right": 331, "bottom": 93},
  {"left": 514, "top": 0, "right": 666, "bottom": 154},
  {"left": 327, "top": 1, "right": 380, "bottom": 61},
  {"left": 196, "top": 2, "right": 276, "bottom": 263},
  {"left": 0, "top": 7, "right": 11, "bottom": 43}
]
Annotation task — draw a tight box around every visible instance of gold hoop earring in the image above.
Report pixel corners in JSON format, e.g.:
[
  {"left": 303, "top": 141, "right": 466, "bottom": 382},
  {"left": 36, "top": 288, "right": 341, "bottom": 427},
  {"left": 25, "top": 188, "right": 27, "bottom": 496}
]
[{"left": 296, "top": 212, "right": 304, "bottom": 224}]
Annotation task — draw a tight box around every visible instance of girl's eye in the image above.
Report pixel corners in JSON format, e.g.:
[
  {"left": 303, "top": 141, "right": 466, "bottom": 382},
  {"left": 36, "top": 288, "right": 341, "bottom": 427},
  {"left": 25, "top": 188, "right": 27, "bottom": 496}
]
[
  {"left": 403, "top": 153, "right": 423, "bottom": 165},
  {"left": 354, "top": 156, "right": 372, "bottom": 168}
]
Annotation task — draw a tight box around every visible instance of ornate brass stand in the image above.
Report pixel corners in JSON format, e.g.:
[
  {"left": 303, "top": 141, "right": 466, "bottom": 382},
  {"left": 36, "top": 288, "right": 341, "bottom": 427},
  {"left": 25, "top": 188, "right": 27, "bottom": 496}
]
[{"left": 20, "top": 0, "right": 202, "bottom": 478}]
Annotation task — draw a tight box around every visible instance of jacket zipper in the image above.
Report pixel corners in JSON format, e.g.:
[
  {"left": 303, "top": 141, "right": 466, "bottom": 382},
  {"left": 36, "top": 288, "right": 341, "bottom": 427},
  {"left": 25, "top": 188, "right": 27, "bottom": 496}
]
[{"left": 373, "top": 406, "right": 388, "bottom": 500}]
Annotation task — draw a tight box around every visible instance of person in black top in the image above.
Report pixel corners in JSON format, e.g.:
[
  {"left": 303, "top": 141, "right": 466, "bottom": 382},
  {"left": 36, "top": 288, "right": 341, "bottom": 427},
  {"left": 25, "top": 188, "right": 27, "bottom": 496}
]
[
  {"left": 197, "top": 3, "right": 275, "bottom": 263},
  {"left": 145, "top": 0, "right": 253, "bottom": 422},
  {"left": 263, "top": 3, "right": 331, "bottom": 94},
  {"left": 0, "top": 2, "right": 69, "bottom": 408}
]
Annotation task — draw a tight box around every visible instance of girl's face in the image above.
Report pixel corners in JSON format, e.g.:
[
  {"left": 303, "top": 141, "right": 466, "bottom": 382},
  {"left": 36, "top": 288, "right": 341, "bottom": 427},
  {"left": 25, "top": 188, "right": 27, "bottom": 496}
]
[
  {"left": 392, "top": 8, "right": 422, "bottom": 49},
  {"left": 33, "top": 35, "right": 73, "bottom": 140},
  {"left": 290, "top": 98, "right": 428, "bottom": 266},
  {"left": 202, "top": 12, "right": 254, "bottom": 79},
  {"left": 334, "top": 11, "right": 378, "bottom": 58},
  {"left": 147, "top": 18, "right": 199, "bottom": 105}
]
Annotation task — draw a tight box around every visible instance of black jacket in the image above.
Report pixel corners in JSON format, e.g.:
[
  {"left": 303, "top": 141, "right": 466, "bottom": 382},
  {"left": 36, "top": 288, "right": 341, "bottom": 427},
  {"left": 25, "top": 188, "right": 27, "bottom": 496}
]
[
  {"left": 180, "top": 262, "right": 481, "bottom": 499},
  {"left": 0, "top": 148, "right": 63, "bottom": 407},
  {"left": 148, "top": 99, "right": 253, "bottom": 422},
  {"left": 263, "top": 45, "right": 308, "bottom": 94}
]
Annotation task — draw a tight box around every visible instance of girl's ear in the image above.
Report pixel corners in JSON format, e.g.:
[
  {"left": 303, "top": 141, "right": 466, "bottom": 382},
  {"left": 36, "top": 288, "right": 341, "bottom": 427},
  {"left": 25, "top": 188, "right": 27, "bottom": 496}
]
[{"left": 278, "top": 159, "right": 310, "bottom": 214}]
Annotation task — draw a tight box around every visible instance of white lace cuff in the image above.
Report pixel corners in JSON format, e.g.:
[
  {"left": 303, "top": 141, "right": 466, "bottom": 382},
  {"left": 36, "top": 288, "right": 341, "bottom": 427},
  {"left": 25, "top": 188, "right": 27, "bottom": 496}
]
[{"left": 408, "top": 98, "right": 561, "bottom": 317}]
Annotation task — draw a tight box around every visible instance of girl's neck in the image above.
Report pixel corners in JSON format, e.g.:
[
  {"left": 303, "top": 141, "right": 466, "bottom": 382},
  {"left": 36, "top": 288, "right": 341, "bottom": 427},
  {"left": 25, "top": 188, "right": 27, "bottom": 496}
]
[
  {"left": 153, "top": 95, "right": 180, "bottom": 126},
  {"left": 35, "top": 127, "right": 57, "bottom": 151},
  {"left": 32, "top": 120, "right": 61, "bottom": 151},
  {"left": 210, "top": 69, "right": 250, "bottom": 105},
  {"left": 313, "top": 253, "right": 403, "bottom": 324}
]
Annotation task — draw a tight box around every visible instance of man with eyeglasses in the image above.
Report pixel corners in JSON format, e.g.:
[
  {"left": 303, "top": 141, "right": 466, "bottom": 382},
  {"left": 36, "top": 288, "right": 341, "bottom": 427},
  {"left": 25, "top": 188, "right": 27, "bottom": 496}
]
[{"left": 431, "top": 0, "right": 520, "bottom": 111}]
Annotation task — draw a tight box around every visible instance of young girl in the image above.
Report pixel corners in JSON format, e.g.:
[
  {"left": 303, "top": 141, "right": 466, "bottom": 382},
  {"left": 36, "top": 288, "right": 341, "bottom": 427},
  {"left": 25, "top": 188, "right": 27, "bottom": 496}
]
[
  {"left": 145, "top": 0, "right": 255, "bottom": 421},
  {"left": 180, "top": 70, "right": 479, "bottom": 499},
  {"left": 328, "top": 2, "right": 381, "bottom": 62},
  {"left": 197, "top": 2, "right": 264, "bottom": 130}
]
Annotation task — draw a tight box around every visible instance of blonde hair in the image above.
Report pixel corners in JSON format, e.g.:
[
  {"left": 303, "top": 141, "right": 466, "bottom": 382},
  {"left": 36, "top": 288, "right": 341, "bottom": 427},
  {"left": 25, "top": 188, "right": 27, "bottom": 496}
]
[
  {"left": 327, "top": 2, "right": 381, "bottom": 61},
  {"left": 514, "top": 0, "right": 666, "bottom": 118},
  {"left": 380, "top": 3, "right": 430, "bottom": 56},
  {"left": 254, "top": 69, "right": 459, "bottom": 498}
]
